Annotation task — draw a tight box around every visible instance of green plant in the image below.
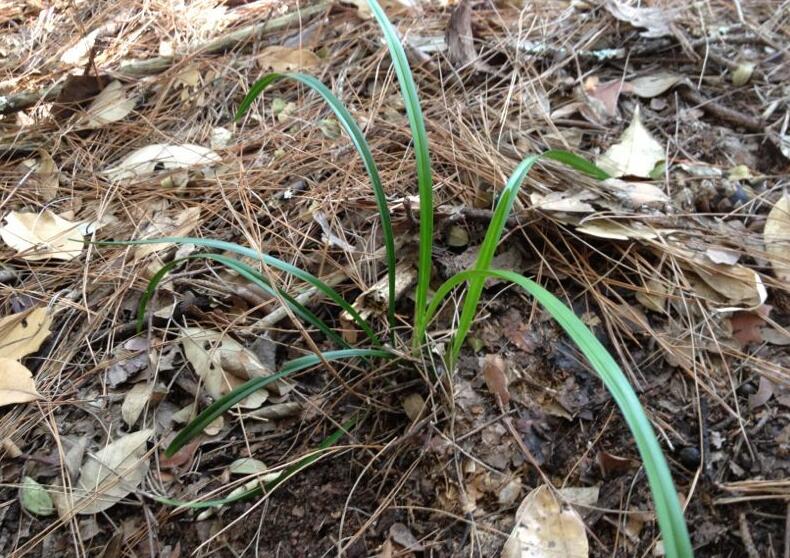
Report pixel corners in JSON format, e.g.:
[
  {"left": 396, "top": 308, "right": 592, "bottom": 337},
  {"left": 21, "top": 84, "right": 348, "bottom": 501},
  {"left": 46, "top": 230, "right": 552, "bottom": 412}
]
[{"left": 127, "top": 0, "right": 692, "bottom": 555}]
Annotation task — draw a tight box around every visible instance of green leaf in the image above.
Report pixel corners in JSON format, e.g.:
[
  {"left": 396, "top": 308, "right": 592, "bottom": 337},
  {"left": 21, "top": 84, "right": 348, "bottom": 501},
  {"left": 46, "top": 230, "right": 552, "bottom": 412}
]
[
  {"left": 20, "top": 476, "right": 54, "bottom": 517},
  {"left": 165, "top": 349, "right": 393, "bottom": 457},
  {"left": 446, "top": 150, "right": 609, "bottom": 364},
  {"left": 236, "top": 72, "right": 397, "bottom": 328},
  {"left": 365, "top": 0, "right": 434, "bottom": 348},
  {"left": 424, "top": 268, "right": 692, "bottom": 558}
]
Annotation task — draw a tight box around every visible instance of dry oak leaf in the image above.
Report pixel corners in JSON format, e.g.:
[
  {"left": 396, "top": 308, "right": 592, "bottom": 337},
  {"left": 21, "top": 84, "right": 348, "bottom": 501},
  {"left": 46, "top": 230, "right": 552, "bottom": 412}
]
[
  {"left": 78, "top": 80, "right": 135, "bottom": 129},
  {"left": 628, "top": 73, "right": 682, "bottom": 98},
  {"left": 258, "top": 46, "right": 320, "bottom": 73},
  {"left": 482, "top": 354, "right": 510, "bottom": 407},
  {"left": 0, "top": 307, "right": 52, "bottom": 360},
  {"left": 180, "top": 327, "right": 271, "bottom": 408},
  {"left": 695, "top": 263, "right": 766, "bottom": 307},
  {"left": 0, "top": 359, "right": 42, "bottom": 408},
  {"left": 597, "top": 107, "right": 664, "bottom": 178},
  {"left": 104, "top": 144, "right": 220, "bottom": 182},
  {"left": 132, "top": 206, "right": 201, "bottom": 260},
  {"left": 0, "top": 209, "right": 89, "bottom": 261},
  {"left": 764, "top": 195, "right": 790, "bottom": 284},
  {"left": 20, "top": 149, "right": 59, "bottom": 201},
  {"left": 121, "top": 382, "right": 154, "bottom": 427},
  {"left": 606, "top": 0, "right": 674, "bottom": 38},
  {"left": 502, "top": 485, "right": 589, "bottom": 558}
]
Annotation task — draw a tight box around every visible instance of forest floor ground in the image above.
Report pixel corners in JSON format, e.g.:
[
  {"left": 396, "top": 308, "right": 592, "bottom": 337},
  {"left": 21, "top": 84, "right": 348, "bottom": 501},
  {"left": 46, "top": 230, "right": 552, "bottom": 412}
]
[{"left": 0, "top": 0, "right": 788, "bottom": 556}]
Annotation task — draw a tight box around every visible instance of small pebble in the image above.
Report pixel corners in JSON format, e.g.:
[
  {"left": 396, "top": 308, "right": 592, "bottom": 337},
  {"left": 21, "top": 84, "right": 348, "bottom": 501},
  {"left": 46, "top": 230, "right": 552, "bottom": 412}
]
[
  {"left": 678, "top": 447, "right": 701, "bottom": 468},
  {"left": 739, "top": 382, "right": 757, "bottom": 395}
]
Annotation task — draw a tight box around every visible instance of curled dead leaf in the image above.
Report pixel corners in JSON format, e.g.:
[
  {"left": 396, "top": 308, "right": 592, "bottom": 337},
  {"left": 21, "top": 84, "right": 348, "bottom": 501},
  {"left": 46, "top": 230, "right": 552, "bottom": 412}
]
[
  {"left": 79, "top": 80, "right": 135, "bottom": 129},
  {"left": 180, "top": 327, "right": 271, "bottom": 407},
  {"left": 694, "top": 263, "right": 766, "bottom": 307},
  {"left": 0, "top": 307, "right": 52, "bottom": 360},
  {"left": 635, "top": 278, "right": 669, "bottom": 313},
  {"left": 0, "top": 358, "right": 42, "bottom": 408},
  {"left": 258, "top": 46, "right": 319, "bottom": 72},
  {"left": 104, "top": 144, "right": 220, "bottom": 182},
  {"left": 446, "top": 0, "right": 476, "bottom": 68},
  {"left": 121, "top": 382, "right": 153, "bottom": 427},
  {"left": 764, "top": 195, "right": 790, "bottom": 284},
  {"left": 0, "top": 210, "right": 89, "bottom": 261},
  {"left": 530, "top": 191, "right": 596, "bottom": 213},
  {"left": 581, "top": 76, "right": 628, "bottom": 120},
  {"left": 596, "top": 107, "right": 665, "bottom": 178},
  {"left": 557, "top": 486, "right": 600, "bottom": 510},
  {"left": 748, "top": 376, "right": 773, "bottom": 410},
  {"left": 606, "top": 0, "right": 674, "bottom": 38},
  {"left": 481, "top": 354, "right": 510, "bottom": 407},
  {"left": 705, "top": 247, "right": 740, "bottom": 266},
  {"left": 61, "top": 28, "right": 101, "bottom": 65},
  {"left": 628, "top": 73, "right": 681, "bottom": 98},
  {"left": 21, "top": 149, "right": 59, "bottom": 201},
  {"left": 598, "top": 451, "right": 640, "bottom": 478},
  {"left": 575, "top": 219, "right": 667, "bottom": 241},
  {"left": 502, "top": 485, "right": 588, "bottom": 558},
  {"left": 133, "top": 206, "right": 201, "bottom": 260},
  {"left": 600, "top": 178, "right": 668, "bottom": 208}
]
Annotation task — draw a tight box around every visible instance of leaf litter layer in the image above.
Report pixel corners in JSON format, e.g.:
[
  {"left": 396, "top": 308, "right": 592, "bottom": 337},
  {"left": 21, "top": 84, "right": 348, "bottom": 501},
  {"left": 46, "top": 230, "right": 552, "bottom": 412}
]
[{"left": 0, "top": 0, "right": 788, "bottom": 556}]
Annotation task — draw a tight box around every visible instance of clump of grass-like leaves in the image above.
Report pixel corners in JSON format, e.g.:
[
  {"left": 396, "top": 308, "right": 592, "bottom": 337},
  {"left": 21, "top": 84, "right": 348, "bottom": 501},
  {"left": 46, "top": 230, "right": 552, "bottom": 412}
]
[{"left": 124, "top": 0, "right": 692, "bottom": 555}]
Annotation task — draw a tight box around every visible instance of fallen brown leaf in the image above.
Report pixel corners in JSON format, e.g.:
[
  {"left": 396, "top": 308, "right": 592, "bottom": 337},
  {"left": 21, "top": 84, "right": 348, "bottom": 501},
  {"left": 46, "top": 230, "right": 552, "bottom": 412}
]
[
  {"left": 606, "top": 0, "right": 674, "bottom": 38},
  {"left": 764, "top": 195, "right": 790, "bottom": 284},
  {"left": 482, "top": 354, "right": 510, "bottom": 407},
  {"left": 502, "top": 485, "right": 589, "bottom": 558},
  {"left": 0, "top": 307, "right": 52, "bottom": 360},
  {"left": 597, "top": 451, "right": 640, "bottom": 478},
  {"left": 0, "top": 358, "right": 42, "bottom": 407},
  {"left": 446, "top": 0, "right": 476, "bottom": 68},
  {"left": 258, "top": 46, "right": 320, "bottom": 72}
]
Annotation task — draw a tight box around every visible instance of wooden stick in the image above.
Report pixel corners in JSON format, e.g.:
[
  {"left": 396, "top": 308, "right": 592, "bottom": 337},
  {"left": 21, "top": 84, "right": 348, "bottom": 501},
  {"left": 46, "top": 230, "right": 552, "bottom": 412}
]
[{"left": 0, "top": 1, "right": 328, "bottom": 115}]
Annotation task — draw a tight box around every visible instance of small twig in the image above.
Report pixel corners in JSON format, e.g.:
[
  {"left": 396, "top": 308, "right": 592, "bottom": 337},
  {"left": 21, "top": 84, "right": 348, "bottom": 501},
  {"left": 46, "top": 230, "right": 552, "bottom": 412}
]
[
  {"left": 739, "top": 512, "right": 760, "bottom": 558},
  {"left": 678, "top": 85, "right": 765, "bottom": 133},
  {"left": 785, "top": 502, "right": 790, "bottom": 558},
  {"left": 0, "top": 1, "right": 328, "bottom": 115}
]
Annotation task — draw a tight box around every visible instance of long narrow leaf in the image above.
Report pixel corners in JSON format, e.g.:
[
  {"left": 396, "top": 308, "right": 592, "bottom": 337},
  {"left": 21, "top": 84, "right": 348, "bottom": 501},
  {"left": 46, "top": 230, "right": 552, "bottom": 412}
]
[
  {"left": 156, "top": 417, "right": 358, "bottom": 510},
  {"left": 236, "top": 72, "right": 397, "bottom": 328},
  {"left": 424, "top": 269, "right": 692, "bottom": 558},
  {"left": 365, "top": 0, "right": 433, "bottom": 348},
  {"left": 448, "top": 150, "right": 610, "bottom": 363},
  {"left": 165, "top": 349, "right": 392, "bottom": 456},
  {"left": 104, "top": 237, "right": 381, "bottom": 345}
]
